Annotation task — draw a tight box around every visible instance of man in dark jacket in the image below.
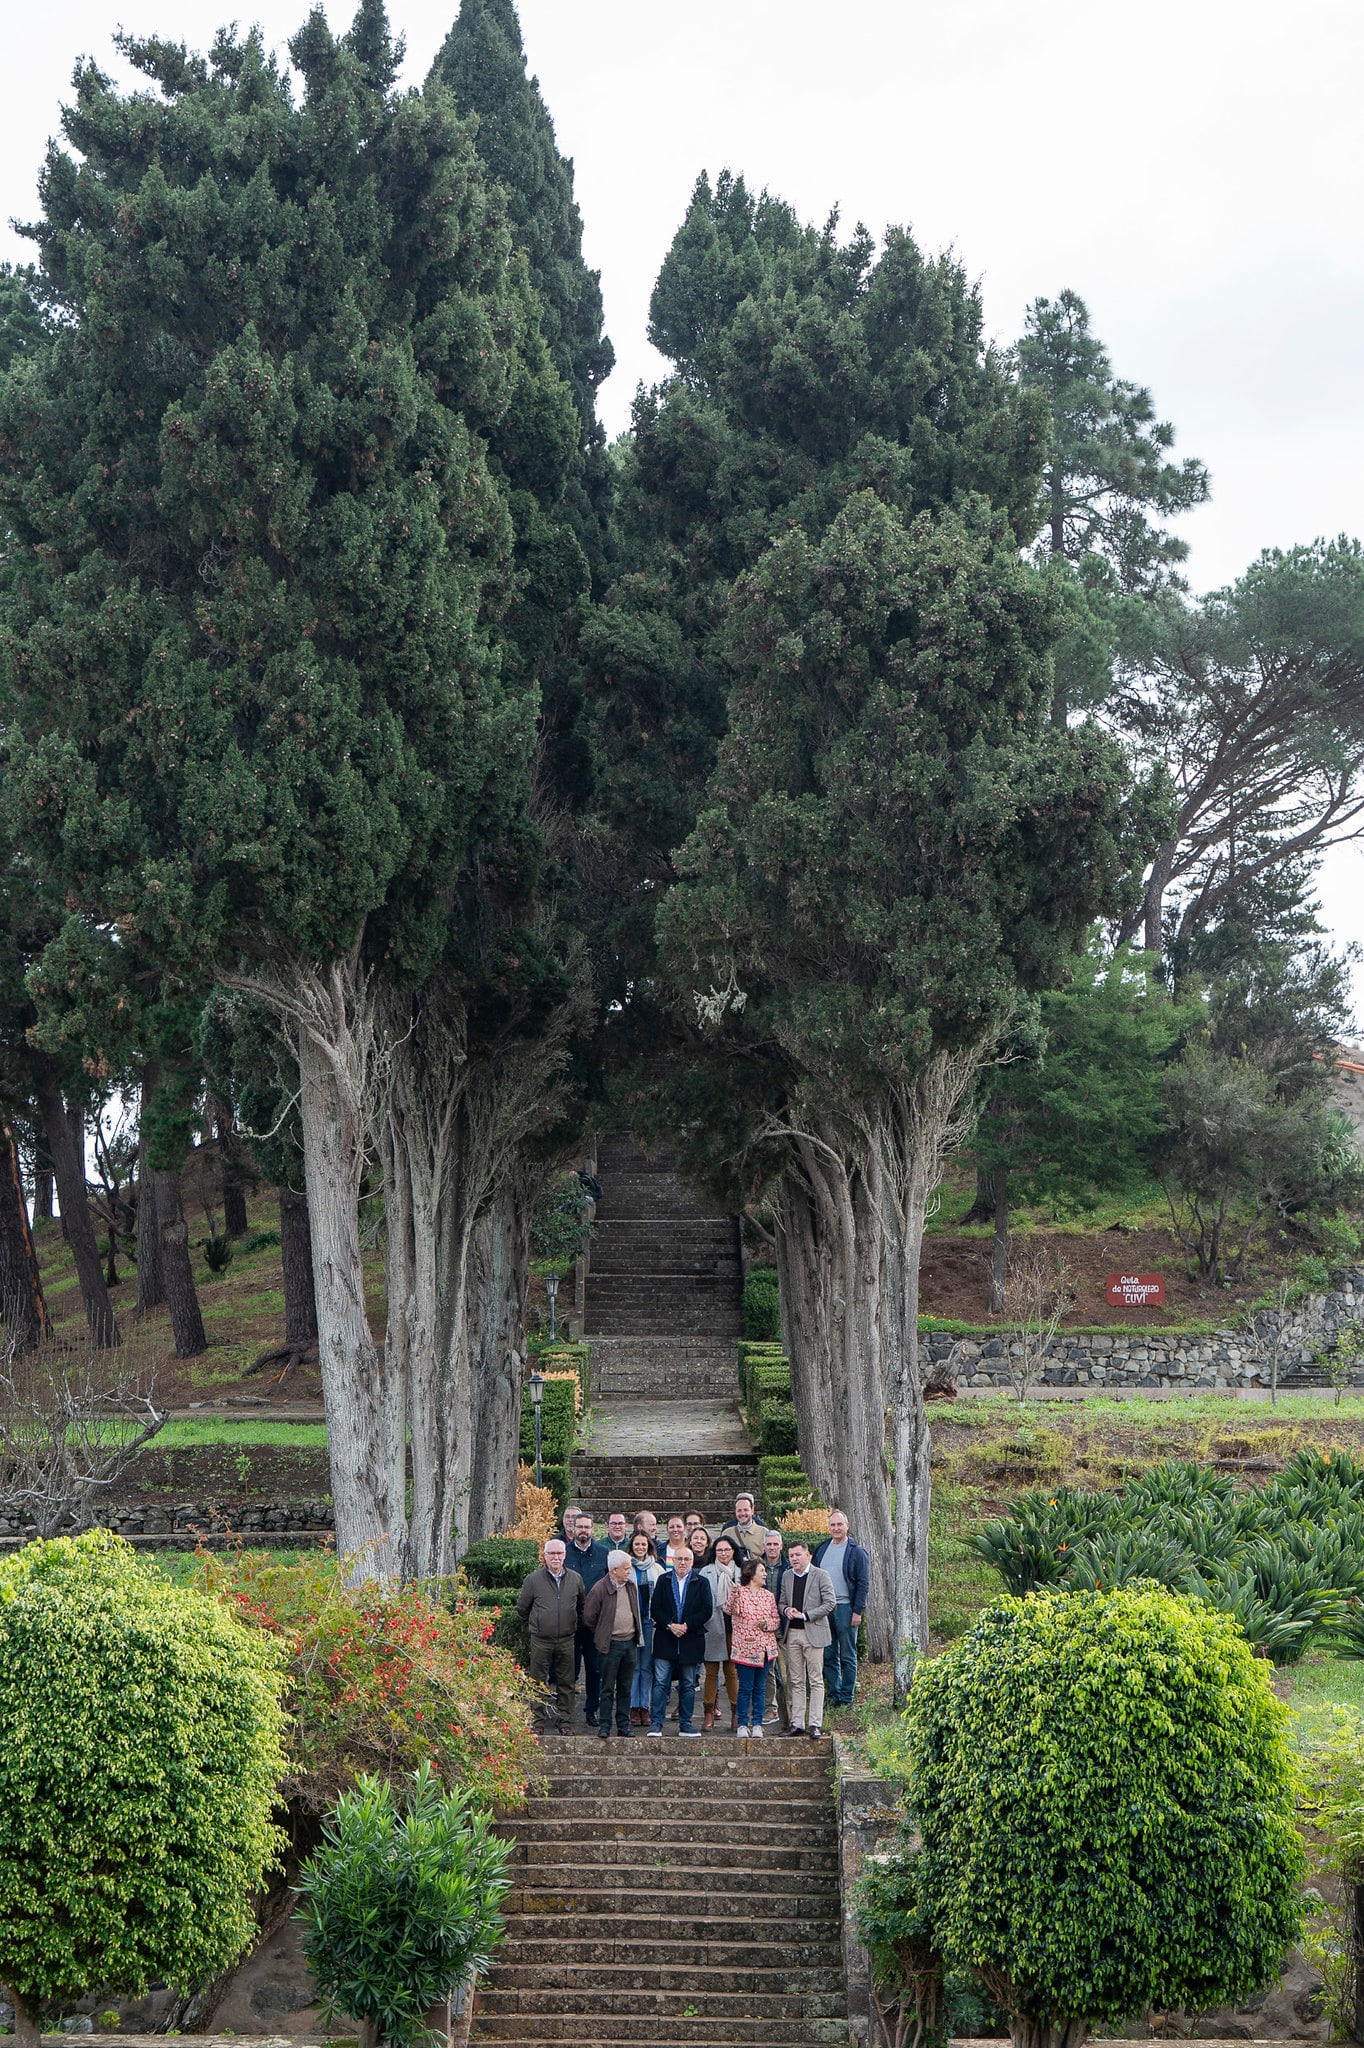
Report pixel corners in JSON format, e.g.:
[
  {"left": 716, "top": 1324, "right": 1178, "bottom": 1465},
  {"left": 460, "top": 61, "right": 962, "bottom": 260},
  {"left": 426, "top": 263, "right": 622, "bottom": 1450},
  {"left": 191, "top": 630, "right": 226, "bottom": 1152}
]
[
  {"left": 566, "top": 1510, "right": 611, "bottom": 1726},
  {"left": 814, "top": 1510, "right": 871, "bottom": 1708},
  {"left": 648, "top": 1544, "right": 712, "bottom": 1737},
  {"left": 582, "top": 1550, "right": 643, "bottom": 1739},
  {"left": 516, "top": 1538, "right": 583, "bottom": 1732}
]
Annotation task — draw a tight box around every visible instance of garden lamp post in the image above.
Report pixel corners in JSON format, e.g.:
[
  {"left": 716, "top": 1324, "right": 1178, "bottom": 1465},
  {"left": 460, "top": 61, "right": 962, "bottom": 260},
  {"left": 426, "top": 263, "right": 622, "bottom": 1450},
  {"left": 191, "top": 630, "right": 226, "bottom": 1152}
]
[
  {"left": 545, "top": 1270, "right": 560, "bottom": 1343},
  {"left": 528, "top": 1371, "right": 545, "bottom": 1490}
]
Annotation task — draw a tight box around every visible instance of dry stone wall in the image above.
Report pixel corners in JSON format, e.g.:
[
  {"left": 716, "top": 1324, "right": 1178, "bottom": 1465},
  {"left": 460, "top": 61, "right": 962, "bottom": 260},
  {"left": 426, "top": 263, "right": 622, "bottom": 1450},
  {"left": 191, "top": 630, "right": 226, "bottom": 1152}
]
[{"left": 925, "top": 1269, "right": 1364, "bottom": 1392}]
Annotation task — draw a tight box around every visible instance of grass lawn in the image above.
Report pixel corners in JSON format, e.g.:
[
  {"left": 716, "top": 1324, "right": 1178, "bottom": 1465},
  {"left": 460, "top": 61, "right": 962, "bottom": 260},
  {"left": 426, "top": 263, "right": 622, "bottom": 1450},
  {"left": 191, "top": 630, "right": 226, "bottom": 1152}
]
[{"left": 154, "top": 1417, "right": 329, "bottom": 1450}]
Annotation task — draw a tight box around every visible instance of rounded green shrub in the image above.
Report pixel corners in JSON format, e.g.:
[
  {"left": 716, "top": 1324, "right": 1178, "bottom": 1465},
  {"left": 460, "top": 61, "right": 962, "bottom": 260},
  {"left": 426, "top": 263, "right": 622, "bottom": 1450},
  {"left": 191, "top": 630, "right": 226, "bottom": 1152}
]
[
  {"left": 0, "top": 1532, "right": 286, "bottom": 2039},
  {"left": 906, "top": 1584, "right": 1303, "bottom": 2047},
  {"left": 742, "top": 1267, "right": 781, "bottom": 1341}
]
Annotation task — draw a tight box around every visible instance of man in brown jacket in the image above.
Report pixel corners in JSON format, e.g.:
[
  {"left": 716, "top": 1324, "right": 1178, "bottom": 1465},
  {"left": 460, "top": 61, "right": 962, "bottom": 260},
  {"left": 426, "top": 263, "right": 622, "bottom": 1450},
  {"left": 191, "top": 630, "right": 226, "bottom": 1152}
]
[
  {"left": 582, "top": 1550, "right": 643, "bottom": 1739},
  {"left": 516, "top": 1537, "right": 583, "bottom": 1732}
]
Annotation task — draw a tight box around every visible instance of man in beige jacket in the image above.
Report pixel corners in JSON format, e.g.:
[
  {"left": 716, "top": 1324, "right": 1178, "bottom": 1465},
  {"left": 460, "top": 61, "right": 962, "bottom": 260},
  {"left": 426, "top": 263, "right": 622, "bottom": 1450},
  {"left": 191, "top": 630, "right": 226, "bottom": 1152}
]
[{"left": 775, "top": 1541, "right": 836, "bottom": 1740}]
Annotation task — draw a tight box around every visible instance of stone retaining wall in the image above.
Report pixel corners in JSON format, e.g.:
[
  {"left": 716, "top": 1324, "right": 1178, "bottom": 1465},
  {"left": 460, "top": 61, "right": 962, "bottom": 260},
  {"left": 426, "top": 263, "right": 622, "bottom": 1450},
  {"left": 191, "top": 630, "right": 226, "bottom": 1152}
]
[
  {"left": 0, "top": 1499, "right": 334, "bottom": 1541},
  {"left": 924, "top": 1269, "right": 1364, "bottom": 1393}
]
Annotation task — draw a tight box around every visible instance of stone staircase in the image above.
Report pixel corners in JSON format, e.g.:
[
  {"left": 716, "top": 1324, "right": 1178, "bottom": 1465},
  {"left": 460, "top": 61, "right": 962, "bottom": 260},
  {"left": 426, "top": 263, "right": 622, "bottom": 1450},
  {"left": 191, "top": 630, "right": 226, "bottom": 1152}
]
[
  {"left": 586, "top": 1139, "right": 743, "bottom": 1350},
  {"left": 570, "top": 1450, "right": 761, "bottom": 1532},
  {"left": 472, "top": 1736, "right": 848, "bottom": 2048}
]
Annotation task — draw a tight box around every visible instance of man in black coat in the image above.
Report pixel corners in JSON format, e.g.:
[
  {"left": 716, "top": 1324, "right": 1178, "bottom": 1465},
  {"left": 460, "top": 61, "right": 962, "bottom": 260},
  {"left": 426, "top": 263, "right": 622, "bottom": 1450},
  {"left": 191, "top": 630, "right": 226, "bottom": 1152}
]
[{"left": 647, "top": 1543, "right": 712, "bottom": 1737}]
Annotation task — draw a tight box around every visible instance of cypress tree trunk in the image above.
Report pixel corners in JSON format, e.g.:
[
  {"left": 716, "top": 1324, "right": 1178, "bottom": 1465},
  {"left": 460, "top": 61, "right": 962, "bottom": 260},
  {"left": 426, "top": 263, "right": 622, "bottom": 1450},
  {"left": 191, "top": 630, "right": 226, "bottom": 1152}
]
[
  {"left": 29, "top": 1057, "right": 119, "bottom": 1348},
  {"left": 279, "top": 1182, "right": 319, "bottom": 1347},
  {"left": 151, "top": 1168, "right": 207, "bottom": 1358},
  {"left": 211, "top": 1095, "right": 250, "bottom": 1238},
  {"left": 134, "top": 1061, "right": 166, "bottom": 1313},
  {"left": 294, "top": 990, "right": 404, "bottom": 1582},
  {"left": 961, "top": 1158, "right": 996, "bottom": 1225},
  {"left": 466, "top": 1164, "right": 540, "bottom": 1542},
  {"left": 989, "top": 1167, "right": 1010, "bottom": 1314},
  {"left": 0, "top": 1123, "right": 51, "bottom": 1348},
  {"left": 774, "top": 1133, "right": 893, "bottom": 1661},
  {"left": 32, "top": 1156, "right": 54, "bottom": 1223}
]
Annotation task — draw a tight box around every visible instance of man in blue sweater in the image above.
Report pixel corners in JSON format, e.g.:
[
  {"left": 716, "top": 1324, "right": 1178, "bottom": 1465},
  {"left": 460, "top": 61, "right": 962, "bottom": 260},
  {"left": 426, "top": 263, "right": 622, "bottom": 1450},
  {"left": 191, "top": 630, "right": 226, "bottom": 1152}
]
[{"left": 813, "top": 1510, "right": 870, "bottom": 1709}]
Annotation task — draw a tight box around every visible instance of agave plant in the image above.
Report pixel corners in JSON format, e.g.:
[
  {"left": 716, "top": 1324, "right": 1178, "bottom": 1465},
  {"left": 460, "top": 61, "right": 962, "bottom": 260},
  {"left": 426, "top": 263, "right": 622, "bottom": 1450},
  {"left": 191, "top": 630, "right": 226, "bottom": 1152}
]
[{"left": 1057, "top": 1528, "right": 1194, "bottom": 1595}]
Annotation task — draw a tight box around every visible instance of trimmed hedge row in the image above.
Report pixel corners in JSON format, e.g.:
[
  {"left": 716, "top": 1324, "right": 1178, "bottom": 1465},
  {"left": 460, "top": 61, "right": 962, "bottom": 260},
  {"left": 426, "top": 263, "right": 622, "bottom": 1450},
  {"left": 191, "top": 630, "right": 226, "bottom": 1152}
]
[
  {"left": 759, "top": 1452, "right": 825, "bottom": 1524},
  {"left": 739, "top": 1341, "right": 798, "bottom": 1455}
]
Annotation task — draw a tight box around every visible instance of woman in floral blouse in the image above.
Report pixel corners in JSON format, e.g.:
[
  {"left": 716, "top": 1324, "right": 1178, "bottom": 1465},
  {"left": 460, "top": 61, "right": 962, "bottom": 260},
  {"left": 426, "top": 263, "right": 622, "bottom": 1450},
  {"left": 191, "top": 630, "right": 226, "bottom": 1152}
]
[{"left": 726, "top": 1555, "right": 780, "bottom": 1737}]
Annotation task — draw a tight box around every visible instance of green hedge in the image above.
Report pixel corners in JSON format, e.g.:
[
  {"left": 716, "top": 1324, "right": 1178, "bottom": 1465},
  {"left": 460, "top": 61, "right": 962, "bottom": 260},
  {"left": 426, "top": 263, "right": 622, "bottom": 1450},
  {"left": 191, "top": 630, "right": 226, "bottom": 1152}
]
[
  {"left": 532, "top": 1340, "right": 591, "bottom": 1405},
  {"left": 738, "top": 1340, "right": 787, "bottom": 1417},
  {"left": 743, "top": 1267, "right": 781, "bottom": 1341},
  {"left": 462, "top": 1537, "right": 542, "bottom": 1592},
  {"left": 759, "top": 1453, "right": 825, "bottom": 1524}
]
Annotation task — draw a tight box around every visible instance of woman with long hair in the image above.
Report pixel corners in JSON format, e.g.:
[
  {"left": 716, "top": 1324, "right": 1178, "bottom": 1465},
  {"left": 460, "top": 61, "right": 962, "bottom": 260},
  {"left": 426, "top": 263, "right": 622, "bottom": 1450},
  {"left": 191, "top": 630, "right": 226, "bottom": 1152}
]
[{"left": 626, "top": 1526, "right": 663, "bottom": 1725}]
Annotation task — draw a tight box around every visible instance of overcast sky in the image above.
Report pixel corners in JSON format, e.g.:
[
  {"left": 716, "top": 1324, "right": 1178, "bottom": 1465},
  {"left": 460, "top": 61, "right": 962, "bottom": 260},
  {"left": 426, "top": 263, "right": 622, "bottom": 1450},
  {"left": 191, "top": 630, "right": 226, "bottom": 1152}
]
[{"left": 3, "top": 0, "right": 1362, "bottom": 1016}]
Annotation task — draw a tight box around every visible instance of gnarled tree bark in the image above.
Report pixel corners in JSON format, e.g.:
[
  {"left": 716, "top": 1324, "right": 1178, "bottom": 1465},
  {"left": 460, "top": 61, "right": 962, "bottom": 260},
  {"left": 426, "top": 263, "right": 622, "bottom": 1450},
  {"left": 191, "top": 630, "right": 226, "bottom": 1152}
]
[
  {"left": 0, "top": 1123, "right": 50, "bottom": 1349},
  {"left": 150, "top": 1168, "right": 207, "bottom": 1358},
  {"left": 279, "top": 1181, "right": 319, "bottom": 1347},
  {"left": 466, "top": 1161, "right": 542, "bottom": 1542},
  {"left": 29, "top": 1056, "right": 118, "bottom": 1348}
]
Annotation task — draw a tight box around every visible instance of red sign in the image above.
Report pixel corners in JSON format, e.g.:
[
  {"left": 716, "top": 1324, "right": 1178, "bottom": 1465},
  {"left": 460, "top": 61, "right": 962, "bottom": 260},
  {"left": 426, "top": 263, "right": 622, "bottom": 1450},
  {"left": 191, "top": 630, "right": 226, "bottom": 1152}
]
[{"left": 1106, "top": 1272, "right": 1166, "bottom": 1308}]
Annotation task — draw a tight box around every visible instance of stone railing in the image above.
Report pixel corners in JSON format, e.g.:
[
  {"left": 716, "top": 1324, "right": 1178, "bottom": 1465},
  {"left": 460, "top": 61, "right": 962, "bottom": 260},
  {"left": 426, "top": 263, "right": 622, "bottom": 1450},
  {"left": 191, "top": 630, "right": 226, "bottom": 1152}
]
[{"left": 924, "top": 1268, "right": 1364, "bottom": 1393}]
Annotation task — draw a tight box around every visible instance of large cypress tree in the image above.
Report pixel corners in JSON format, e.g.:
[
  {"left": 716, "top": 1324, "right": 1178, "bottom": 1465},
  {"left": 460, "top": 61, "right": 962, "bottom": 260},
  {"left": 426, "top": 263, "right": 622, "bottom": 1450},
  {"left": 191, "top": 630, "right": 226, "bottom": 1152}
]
[
  {"left": 0, "top": 3, "right": 570, "bottom": 1571},
  {"left": 432, "top": 0, "right": 614, "bottom": 588}
]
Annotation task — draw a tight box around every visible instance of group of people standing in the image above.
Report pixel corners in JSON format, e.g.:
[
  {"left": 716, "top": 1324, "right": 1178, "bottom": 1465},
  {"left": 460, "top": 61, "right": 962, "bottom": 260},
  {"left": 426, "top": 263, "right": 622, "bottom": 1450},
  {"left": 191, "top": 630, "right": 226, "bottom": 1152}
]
[{"left": 515, "top": 1493, "right": 870, "bottom": 1739}]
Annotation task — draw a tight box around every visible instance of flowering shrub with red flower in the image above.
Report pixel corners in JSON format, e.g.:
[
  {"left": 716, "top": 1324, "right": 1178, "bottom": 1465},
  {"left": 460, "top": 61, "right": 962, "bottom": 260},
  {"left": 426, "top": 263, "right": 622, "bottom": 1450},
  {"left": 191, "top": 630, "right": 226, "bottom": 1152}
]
[{"left": 193, "top": 1549, "right": 540, "bottom": 1812}]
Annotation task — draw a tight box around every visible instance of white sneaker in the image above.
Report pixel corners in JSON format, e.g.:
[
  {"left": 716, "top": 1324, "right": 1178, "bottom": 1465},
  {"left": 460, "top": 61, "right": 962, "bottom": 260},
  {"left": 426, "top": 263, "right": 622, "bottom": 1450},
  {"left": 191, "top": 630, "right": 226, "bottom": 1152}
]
[
  {"left": 679, "top": 1729, "right": 701, "bottom": 1739},
  {"left": 750, "top": 1723, "right": 764, "bottom": 1738},
  {"left": 735, "top": 1725, "right": 751, "bottom": 1738},
  {"left": 646, "top": 1729, "right": 662, "bottom": 1738}
]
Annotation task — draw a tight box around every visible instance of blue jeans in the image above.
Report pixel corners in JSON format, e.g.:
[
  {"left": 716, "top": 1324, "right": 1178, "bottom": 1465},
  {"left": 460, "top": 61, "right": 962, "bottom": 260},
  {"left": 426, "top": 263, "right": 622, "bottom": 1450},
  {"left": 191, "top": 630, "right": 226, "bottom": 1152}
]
[
  {"left": 650, "top": 1656, "right": 699, "bottom": 1733},
  {"left": 824, "top": 1600, "right": 859, "bottom": 1705},
  {"left": 735, "top": 1660, "right": 768, "bottom": 1729}
]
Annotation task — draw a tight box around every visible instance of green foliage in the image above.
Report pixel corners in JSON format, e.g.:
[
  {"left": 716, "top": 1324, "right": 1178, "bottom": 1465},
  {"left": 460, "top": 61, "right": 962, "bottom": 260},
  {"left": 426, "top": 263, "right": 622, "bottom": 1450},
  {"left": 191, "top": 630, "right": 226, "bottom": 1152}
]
[
  {"left": 193, "top": 1549, "right": 538, "bottom": 1812},
  {"left": 1, "top": 10, "right": 566, "bottom": 1006},
  {"left": 974, "top": 1449, "right": 1364, "bottom": 1663},
  {"left": 529, "top": 1174, "right": 591, "bottom": 1273},
  {"left": 202, "top": 1233, "right": 234, "bottom": 1276},
  {"left": 742, "top": 1266, "right": 781, "bottom": 1340},
  {"left": 297, "top": 1761, "right": 512, "bottom": 2048},
  {"left": 461, "top": 1538, "right": 542, "bottom": 1593},
  {"left": 758, "top": 1454, "right": 826, "bottom": 1524},
  {"left": 517, "top": 1374, "right": 576, "bottom": 1505},
  {"left": 0, "top": 1531, "right": 285, "bottom": 2012},
  {"left": 1298, "top": 1708, "right": 1364, "bottom": 2040},
  {"left": 971, "top": 941, "right": 1184, "bottom": 1223},
  {"left": 1020, "top": 289, "right": 1209, "bottom": 597},
  {"left": 1157, "top": 1046, "right": 1364, "bottom": 1281},
  {"left": 905, "top": 1585, "right": 1303, "bottom": 2033}
]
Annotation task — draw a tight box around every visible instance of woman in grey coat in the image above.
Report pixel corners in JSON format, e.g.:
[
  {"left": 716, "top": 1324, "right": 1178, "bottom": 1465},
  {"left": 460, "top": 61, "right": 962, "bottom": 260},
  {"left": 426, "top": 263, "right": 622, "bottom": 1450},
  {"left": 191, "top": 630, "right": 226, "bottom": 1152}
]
[{"left": 701, "top": 1535, "right": 741, "bottom": 1731}]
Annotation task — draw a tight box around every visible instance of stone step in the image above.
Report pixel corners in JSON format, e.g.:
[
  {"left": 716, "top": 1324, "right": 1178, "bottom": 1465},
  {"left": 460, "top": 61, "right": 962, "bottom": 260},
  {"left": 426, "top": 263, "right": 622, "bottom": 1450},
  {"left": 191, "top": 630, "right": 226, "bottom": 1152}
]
[
  {"left": 489, "top": 1934, "right": 845, "bottom": 1969},
  {"left": 589, "top": 1311, "right": 745, "bottom": 1338},
  {"left": 524, "top": 1745, "right": 832, "bottom": 1778},
  {"left": 478, "top": 1990, "right": 847, "bottom": 2020},
  {"left": 516, "top": 1803, "right": 834, "bottom": 1833},
  {"left": 594, "top": 1176, "right": 725, "bottom": 1223},
  {"left": 506, "top": 1852, "right": 837, "bottom": 1884},
  {"left": 585, "top": 1236, "right": 737, "bottom": 1269},
  {"left": 490, "top": 1964, "right": 846, "bottom": 1995},
  {"left": 501, "top": 1884, "right": 835, "bottom": 1916},
  {"left": 470, "top": 2018, "right": 846, "bottom": 2044},
  {"left": 503, "top": 1816, "right": 836, "bottom": 1850},
  {"left": 510, "top": 1837, "right": 840, "bottom": 1873}
]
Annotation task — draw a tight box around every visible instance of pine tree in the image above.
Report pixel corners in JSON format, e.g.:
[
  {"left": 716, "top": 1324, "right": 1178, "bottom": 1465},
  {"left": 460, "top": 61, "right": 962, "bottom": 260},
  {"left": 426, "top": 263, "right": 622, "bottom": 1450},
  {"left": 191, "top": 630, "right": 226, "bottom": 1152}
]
[{"left": 1019, "top": 289, "right": 1209, "bottom": 723}]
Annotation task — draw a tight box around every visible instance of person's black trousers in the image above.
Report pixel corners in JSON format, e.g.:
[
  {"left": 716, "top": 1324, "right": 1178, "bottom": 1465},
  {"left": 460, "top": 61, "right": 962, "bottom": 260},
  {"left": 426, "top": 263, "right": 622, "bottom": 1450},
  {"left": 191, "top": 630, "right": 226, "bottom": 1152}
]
[
  {"left": 596, "top": 1639, "right": 638, "bottom": 1734},
  {"left": 574, "top": 1621, "right": 602, "bottom": 1716}
]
